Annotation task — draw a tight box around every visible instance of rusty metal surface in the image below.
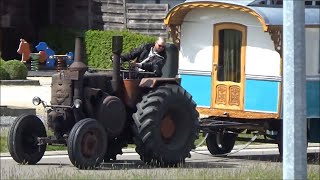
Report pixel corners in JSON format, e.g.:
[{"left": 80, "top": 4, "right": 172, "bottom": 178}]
[
  {"left": 98, "top": 96, "right": 126, "bottom": 137},
  {"left": 69, "top": 37, "right": 87, "bottom": 72},
  {"left": 81, "top": 130, "right": 98, "bottom": 158},
  {"left": 51, "top": 73, "right": 73, "bottom": 106},
  {"left": 61, "top": 70, "right": 79, "bottom": 80},
  {"left": 122, "top": 79, "right": 142, "bottom": 108},
  {"left": 83, "top": 87, "right": 126, "bottom": 137},
  {"left": 160, "top": 113, "right": 176, "bottom": 141},
  {"left": 83, "top": 72, "right": 113, "bottom": 93},
  {"left": 139, "top": 78, "right": 181, "bottom": 88}
]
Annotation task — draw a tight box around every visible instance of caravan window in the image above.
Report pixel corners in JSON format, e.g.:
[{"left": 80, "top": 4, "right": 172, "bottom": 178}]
[{"left": 217, "top": 29, "right": 242, "bottom": 83}]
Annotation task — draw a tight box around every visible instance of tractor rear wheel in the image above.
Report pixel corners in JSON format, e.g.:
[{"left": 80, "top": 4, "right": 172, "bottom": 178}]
[
  {"left": 8, "top": 114, "right": 47, "bottom": 164},
  {"left": 206, "top": 132, "right": 237, "bottom": 155},
  {"left": 133, "top": 84, "right": 199, "bottom": 166},
  {"left": 67, "top": 118, "right": 107, "bottom": 169}
]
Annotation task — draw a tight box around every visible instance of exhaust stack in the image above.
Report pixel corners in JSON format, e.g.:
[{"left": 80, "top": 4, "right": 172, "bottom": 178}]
[{"left": 112, "top": 36, "right": 123, "bottom": 94}]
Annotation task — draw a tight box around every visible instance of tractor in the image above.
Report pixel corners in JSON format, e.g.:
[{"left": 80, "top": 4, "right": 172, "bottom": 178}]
[{"left": 7, "top": 36, "right": 199, "bottom": 169}]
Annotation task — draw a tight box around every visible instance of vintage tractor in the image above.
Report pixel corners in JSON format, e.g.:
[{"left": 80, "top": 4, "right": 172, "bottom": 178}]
[{"left": 7, "top": 37, "right": 199, "bottom": 169}]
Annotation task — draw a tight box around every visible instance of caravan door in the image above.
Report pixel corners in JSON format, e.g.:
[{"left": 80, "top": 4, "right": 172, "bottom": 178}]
[{"left": 211, "top": 23, "right": 247, "bottom": 110}]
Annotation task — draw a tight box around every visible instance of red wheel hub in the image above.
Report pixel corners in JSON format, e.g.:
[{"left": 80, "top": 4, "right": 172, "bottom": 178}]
[
  {"left": 81, "top": 131, "right": 98, "bottom": 158},
  {"left": 160, "top": 114, "right": 176, "bottom": 140}
]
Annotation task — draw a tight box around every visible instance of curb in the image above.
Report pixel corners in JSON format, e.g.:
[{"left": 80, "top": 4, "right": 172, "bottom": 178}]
[
  {"left": 0, "top": 80, "right": 40, "bottom": 86},
  {"left": 0, "top": 106, "right": 36, "bottom": 116},
  {"left": 28, "top": 70, "right": 56, "bottom": 77}
]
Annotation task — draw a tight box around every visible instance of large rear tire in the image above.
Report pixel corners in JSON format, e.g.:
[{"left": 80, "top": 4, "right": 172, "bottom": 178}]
[
  {"left": 67, "top": 118, "right": 107, "bottom": 169},
  {"left": 8, "top": 114, "right": 47, "bottom": 164},
  {"left": 206, "top": 132, "right": 237, "bottom": 155},
  {"left": 133, "top": 84, "right": 199, "bottom": 166}
]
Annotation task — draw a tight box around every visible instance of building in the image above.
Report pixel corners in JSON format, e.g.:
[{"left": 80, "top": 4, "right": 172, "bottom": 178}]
[{"left": 0, "top": 0, "right": 186, "bottom": 60}]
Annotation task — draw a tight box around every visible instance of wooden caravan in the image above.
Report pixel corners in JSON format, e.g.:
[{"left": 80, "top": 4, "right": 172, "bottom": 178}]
[{"left": 164, "top": 0, "right": 320, "bottom": 154}]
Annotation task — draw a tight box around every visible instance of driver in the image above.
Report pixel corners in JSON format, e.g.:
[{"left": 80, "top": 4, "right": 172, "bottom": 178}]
[{"left": 120, "top": 37, "right": 166, "bottom": 77}]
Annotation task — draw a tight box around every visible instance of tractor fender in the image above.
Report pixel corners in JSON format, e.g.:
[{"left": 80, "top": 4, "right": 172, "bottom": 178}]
[{"left": 139, "top": 78, "right": 181, "bottom": 88}]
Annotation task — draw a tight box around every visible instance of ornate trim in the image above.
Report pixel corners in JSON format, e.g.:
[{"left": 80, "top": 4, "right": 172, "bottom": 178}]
[
  {"left": 168, "top": 25, "right": 181, "bottom": 49},
  {"left": 197, "top": 107, "right": 280, "bottom": 119},
  {"left": 229, "top": 85, "right": 240, "bottom": 106},
  {"left": 268, "top": 27, "right": 283, "bottom": 57},
  {"left": 164, "top": 2, "right": 268, "bottom": 32}
]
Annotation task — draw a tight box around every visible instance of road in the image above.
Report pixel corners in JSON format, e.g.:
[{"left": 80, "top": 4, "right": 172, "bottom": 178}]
[{"left": 1, "top": 146, "right": 319, "bottom": 179}]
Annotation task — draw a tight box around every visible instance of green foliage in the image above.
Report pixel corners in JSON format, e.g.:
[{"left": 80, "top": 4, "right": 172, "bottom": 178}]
[
  {"left": 38, "top": 28, "right": 157, "bottom": 69},
  {"left": 0, "top": 136, "right": 8, "bottom": 152},
  {"left": 2, "top": 60, "right": 28, "bottom": 80},
  {"left": 0, "top": 58, "right": 5, "bottom": 65},
  {"left": 85, "top": 30, "right": 157, "bottom": 69},
  {"left": 0, "top": 66, "right": 10, "bottom": 80},
  {"left": 1, "top": 59, "right": 10, "bottom": 80}
]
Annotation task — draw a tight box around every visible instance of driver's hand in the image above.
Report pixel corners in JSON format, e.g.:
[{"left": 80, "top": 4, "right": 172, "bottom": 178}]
[{"left": 130, "top": 61, "right": 142, "bottom": 68}]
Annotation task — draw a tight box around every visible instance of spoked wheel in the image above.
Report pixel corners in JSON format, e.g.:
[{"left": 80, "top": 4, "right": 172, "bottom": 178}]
[
  {"left": 206, "top": 132, "right": 237, "bottom": 155},
  {"left": 133, "top": 84, "right": 199, "bottom": 166},
  {"left": 67, "top": 118, "right": 107, "bottom": 169},
  {"left": 8, "top": 114, "right": 47, "bottom": 164}
]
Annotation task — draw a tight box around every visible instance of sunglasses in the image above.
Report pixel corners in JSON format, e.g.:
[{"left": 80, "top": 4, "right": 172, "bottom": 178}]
[{"left": 157, "top": 44, "right": 165, "bottom": 48}]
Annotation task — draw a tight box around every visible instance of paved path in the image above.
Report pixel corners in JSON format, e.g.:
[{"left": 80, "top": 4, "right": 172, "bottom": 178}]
[
  {"left": 0, "top": 77, "right": 51, "bottom": 115},
  {"left": 1, "top": 146, "right": 319, "bottom": 179}
]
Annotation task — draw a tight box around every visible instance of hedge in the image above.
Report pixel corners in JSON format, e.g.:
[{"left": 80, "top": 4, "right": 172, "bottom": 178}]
[
  {"left": 0, "top": 66, "right": 10, "bottom": 80},
  {"left": 0, "top": 59, "right": 9, "bottom": 80},
  {"left": 1, "top": 60, "right": 28, "bottom": 80},
  {"left": 84, "top": 30, "right": 157, "bottom": 69},
  {"left": 39, "top": 28, "right": 157, "bottom": 69}
]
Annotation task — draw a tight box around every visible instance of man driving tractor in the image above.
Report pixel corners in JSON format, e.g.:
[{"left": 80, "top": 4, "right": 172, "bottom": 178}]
[{"left": 120, "top": 37, "right": 167, "bottom": 77}]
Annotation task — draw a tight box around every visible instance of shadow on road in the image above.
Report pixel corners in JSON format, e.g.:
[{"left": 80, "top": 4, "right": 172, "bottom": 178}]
[
  {"left": 36, "top": 163, "right": 71, "bottom": 167},
  {"left": 100, "top": 159, "right": 239, "bottom": 170},
  {"left": 226, "top": 152, "right": 320, "bottom": 165}
]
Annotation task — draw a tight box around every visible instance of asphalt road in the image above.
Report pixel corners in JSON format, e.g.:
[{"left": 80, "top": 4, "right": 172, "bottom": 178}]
[{"left": 1, "top": 147, "right": 319, "bottom": 179}]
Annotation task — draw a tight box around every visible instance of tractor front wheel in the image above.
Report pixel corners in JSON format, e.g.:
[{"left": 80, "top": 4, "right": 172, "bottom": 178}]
[
  {"left": 8, "top": 114, "right": 47, "bottom": 164},
  {"left": 67, "top": 118, "right": 107, "bottom": 169}
]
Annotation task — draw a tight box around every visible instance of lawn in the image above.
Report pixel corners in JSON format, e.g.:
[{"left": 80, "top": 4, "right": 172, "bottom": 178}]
[{"left": 1, "top": 162, "right": 319, "bottom": 180}]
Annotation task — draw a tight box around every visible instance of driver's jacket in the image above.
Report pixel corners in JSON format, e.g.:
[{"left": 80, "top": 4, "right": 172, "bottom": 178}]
[{"left": 120, "top": 43, "right": 166, "bottom": 77}]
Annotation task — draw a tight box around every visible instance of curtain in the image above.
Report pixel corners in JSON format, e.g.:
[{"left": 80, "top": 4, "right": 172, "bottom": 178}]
[{"left": 217, "top": 29, "right": 242, "bottom": 83}]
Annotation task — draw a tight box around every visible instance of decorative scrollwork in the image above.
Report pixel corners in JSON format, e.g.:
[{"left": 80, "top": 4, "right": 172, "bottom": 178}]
[
  {"left": 168, "top": 25, "right": 181, "bottom": 49},
  {"left": 268, "top": 27, "right": 282, "bottom": 57},
  {"left": 229, "top": 85, "right": 240, "bottom": 106},
  {"left": 216, "top": 85, "right": 227, "bottom": 105}
]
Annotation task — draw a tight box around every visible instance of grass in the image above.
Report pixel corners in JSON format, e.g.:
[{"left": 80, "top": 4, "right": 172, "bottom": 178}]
[
  {"left": 0, "top": 129, "right": 66, "bottom": 153},
  {"left": 0, "top": 162, "right": 319, "bottom": 179},
  {"left": 194, "top": 132, "right": 266, "bottom": 147},
  {"left": 0, "top": 136, "right": 8, "bottom": 152},
  {"left": 0, "top": 136, "right": 66, "bottom": 153}
]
